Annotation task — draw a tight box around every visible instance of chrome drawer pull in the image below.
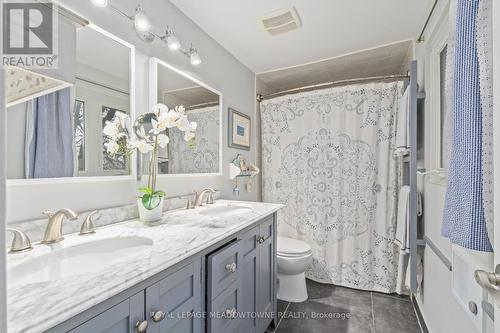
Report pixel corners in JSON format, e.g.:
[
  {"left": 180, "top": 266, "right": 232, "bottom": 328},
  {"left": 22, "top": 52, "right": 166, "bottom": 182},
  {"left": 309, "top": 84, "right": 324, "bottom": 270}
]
[
  {"left": 135, "top": 320, "right": 148, "bottom": 332},
  {"left": 257, "top": 236, "right": 266, "bottom": 244},
  {"left": 225, "top": 262, "right": 237, "bottom": 273},
  {"left": 151, "top": 310, "right": 165, "bottom": 323},
  {"left": 225, "top": 308, "right": 237, "bottom": 319}
]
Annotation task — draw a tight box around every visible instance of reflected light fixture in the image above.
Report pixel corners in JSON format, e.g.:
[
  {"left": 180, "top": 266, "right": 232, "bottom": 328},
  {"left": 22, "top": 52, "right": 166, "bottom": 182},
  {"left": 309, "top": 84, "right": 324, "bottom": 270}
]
[
  {"left": 189, "top": 45, "right": 202, "bottom": 66},
  {"left": 164, "top": 28, "right": 181, "bottom": 51},
  {"left": 90, "top": 0, "right": 108, "bottom": 7},
  {"left": 134, "top": 5, "right": 151, "bottom": 32}
]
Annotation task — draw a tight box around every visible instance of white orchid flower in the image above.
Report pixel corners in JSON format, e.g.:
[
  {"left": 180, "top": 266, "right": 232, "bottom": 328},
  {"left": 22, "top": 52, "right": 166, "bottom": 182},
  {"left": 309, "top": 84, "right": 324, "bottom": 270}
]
[
  {"left": 157, "top": 134, "right": 170, "bottom": 148},
  {"left": 165, "top": 110, "right": 180, "bottom": 128},
  {"left": 184, "top": 131, "right": 195, "bottom": 142},
  {"left": 174, "top": 105, "right": 185, "bottom": 115},
  {"left": 104, "top": 140, "right": 119, "bottom": 155},
  {"left": 153, "top": 103, "right": 169, "bottom": 116},
  {"left": 176, "top": 115, "right": 190, "bottom": 131},
  {"left": 189, "top": 121, "right": 197, "bottom": 132},
  {"left": 130, "top": 140, "right": 154, "bottom": 154},
  {"left": 103, "top": 121, "right": 120, "bottom": 140},
  {"left": 113, "top": 111, "right": 129, "bottom": 127}
]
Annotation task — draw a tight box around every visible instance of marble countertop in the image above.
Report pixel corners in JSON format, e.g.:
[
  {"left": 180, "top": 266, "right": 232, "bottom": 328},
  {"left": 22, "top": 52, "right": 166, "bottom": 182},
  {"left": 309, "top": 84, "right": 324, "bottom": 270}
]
[{"left": 7, "top": 200, "right": 283, "bottom": 333}]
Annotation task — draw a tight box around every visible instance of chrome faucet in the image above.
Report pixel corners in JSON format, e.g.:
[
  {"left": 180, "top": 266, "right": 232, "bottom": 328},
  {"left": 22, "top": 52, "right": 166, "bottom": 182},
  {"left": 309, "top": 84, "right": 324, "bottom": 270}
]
[
  {"left": 41, "top": 209, "right": 79, "bottom": 244},
  {"left": 6, "top": 228, "right": 33, "bottom": 253},
  {"left": 194, "top": 188, "right": 216, "bottom": 207}
]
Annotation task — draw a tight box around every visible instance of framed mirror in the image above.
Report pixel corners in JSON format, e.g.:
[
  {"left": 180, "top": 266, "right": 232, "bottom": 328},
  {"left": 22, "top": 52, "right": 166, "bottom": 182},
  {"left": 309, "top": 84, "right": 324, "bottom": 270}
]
[
  {"left": 147, "top": 57, "right": 222, "bottom": 176},
  {"left": 5, "top": 24, "right": 135, "bottom": 182}
]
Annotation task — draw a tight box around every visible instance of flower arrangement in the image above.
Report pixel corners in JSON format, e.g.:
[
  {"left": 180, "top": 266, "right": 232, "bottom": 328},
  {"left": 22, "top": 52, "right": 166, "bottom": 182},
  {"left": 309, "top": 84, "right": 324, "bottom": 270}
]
[{"left": 103, "top": 103, "right": 196, "bottom": 212}]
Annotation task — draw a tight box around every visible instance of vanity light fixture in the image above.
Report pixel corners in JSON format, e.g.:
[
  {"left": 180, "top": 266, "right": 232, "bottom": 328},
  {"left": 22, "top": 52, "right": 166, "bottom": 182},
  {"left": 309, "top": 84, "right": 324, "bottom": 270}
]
[
  {"left": 187, "top": 45, "right": 202, "bottom": 66},
  {"left": 90, "top": 0, "right": 108, "bottom": 7},
  {"left": 163, "top": 27, "right": 181, "bottom": 51},
  {"left": 134, "top": 5, "right": 151, "bottom": 32},
  {"left": 96, "top": 2, "right": 202, "bottom": 66}
]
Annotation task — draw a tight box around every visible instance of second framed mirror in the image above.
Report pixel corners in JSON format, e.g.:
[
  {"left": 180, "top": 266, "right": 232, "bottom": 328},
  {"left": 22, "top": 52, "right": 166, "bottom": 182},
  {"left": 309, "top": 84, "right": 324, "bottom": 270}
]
[{"left": 147, "top": 58, "right": 222, "bottom": 177}]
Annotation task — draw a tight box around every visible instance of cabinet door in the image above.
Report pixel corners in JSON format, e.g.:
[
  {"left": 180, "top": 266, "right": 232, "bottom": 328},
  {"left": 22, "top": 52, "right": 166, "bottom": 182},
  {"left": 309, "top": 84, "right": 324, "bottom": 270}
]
[
  {"left": 146, "top": 259, "right": 202, "bottom": 333},
  {"left": 68, "top": 292, "right": 144, "bottom": 333},
  {"left": 258, "top": 216, "right": 275, "bottom": 332},
  {"left": 207, "top": 280, "right": 243, "bottom": 333},
  {"left": 240, "top": 225, "right": 260, "bottom": 333}
]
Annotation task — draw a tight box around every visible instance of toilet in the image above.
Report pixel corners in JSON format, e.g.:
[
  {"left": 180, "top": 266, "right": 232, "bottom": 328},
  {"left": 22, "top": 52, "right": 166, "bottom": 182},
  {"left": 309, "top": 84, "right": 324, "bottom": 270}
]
[{"left": 276, "top": 237, "right": 313, "bottom": 303}]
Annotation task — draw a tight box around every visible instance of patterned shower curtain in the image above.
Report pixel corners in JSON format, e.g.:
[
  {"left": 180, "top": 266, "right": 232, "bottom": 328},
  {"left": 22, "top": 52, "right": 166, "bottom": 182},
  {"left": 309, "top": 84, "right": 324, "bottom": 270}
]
[
  {"left": 261, "top": 81, "right": 404, "bottom": 293},
  {"left": 168, "top": 105, "right": 220, "bottom": 173}
]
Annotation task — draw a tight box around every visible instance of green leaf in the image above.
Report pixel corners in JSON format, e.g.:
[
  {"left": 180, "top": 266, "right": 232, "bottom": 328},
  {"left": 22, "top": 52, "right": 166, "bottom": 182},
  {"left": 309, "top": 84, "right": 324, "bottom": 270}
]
[
  {"left": 142, "top": 193, "right": 161, "bottom": 210},
  {"left": 154, "top": 190, "right": 166, "bottom": 197},
  {"left": 138, "top": 187, "right": 153, "bottom": 195}
]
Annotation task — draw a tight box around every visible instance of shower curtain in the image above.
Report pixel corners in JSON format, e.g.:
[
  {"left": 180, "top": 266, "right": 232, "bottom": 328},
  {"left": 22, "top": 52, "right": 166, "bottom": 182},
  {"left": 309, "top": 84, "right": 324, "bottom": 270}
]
[
  {"left": 261, "top": 81, "right": 403, "bottom": 293},
  {"left": 168, "top": 105, "right": 220, "bottom": 173}
]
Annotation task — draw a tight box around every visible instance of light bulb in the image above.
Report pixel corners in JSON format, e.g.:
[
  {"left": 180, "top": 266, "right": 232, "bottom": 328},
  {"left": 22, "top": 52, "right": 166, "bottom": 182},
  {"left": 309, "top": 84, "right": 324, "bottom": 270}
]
[
  {"left": 134, "top": 5, "right": 151, "bottom": 32},
  {"left": 167, "top": 34, "right": 180, "bottom": 51},
  {"left": 90, "top": 0, "right": 108, "bottom": 7},
  {"left": 190, "top": 49, "right": 202, "bottom": 66}
]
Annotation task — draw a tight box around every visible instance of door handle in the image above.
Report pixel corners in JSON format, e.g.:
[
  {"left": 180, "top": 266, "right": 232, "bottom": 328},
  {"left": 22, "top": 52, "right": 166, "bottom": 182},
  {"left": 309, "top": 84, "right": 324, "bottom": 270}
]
[{"left": 475, "top": 264, "right": 500, "bottom": 308}]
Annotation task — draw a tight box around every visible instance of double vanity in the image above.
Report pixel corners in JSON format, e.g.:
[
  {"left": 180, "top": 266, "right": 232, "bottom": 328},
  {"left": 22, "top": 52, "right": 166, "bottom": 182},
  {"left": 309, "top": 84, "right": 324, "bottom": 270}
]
[{"left": 7, "top": 201, "right": 283, "bottom": 333}]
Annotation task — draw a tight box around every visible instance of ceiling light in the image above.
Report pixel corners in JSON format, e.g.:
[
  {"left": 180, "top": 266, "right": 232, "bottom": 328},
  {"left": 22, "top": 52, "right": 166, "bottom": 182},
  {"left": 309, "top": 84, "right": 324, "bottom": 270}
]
[
  {"left": 164, "top": 28, "right": 180, "bottom": 51},
  {"left": 189, "top": 47, "right": 202, "bottom": 66},
  {"left": 90, "top": 0, "right": 108, "bottom": 7},
  {"left": 134, "top": 5, "right": 151, "bottom": 32}
]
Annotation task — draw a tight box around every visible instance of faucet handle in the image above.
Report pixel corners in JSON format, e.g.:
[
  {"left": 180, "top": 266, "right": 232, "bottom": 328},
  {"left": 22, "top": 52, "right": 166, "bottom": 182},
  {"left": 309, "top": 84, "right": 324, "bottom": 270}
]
[
  {"left": 42, "top": 210, "right": 54, "bottom": 218},
  {"left": 7, "top": 228, "right": 33, "bottom": 253},
  {"left": 80, "top": 211, "right": 97, "bottom": 236}
]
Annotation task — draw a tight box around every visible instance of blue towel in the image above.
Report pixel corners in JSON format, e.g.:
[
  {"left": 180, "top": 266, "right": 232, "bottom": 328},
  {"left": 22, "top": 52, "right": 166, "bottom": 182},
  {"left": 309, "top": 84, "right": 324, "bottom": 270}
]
[{"left": 442, "top": 0, "right": 492, "bottom": 252}]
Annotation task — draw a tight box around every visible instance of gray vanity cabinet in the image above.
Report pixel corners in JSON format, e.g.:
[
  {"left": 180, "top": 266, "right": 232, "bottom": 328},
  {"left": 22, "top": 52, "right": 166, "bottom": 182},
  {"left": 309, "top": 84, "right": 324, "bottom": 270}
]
[
  {"left": 68, "top": 292, "right": 145, "bottom": 333},
  {"left": 45, "top": 213, "right": 277, "bottom": 333},
  {"left": 146, "top": 259, "right": 202, "bottom": 333},
  {"left": 240, "top": 225, "right": 260, "bottom": 332},
  {"left": 257, "top": 217, "right": 275, "bottom": 333},
  {"left": 207, "top": 216, "right": 276, "bottom": 333}
]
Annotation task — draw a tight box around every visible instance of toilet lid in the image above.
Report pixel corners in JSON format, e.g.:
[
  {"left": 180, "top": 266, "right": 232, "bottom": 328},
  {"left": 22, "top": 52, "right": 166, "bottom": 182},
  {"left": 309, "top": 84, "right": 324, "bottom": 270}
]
[{"left": 277, "top": 237, "right": 312, "bottom": 256}]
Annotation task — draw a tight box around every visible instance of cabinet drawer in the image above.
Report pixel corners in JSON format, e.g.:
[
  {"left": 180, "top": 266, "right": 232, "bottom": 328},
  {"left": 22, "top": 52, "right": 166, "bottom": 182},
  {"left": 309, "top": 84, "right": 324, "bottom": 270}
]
[
  {"left": 259, "top": 216, "right": 273, "bottom": 241},
  {"left": 207, "top": 280, "right": 243, "bottom": 333},
  {"left": 207, "top": 240, "right": 241, "bottom": 300}
]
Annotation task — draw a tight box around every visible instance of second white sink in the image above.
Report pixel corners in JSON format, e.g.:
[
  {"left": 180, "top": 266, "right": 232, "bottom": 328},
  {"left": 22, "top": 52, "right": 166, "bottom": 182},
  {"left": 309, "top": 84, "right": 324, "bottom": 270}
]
[
  {"left": 199, "top": 204, "right": 253, "bottom": 217},
  {"left": 8, "top": 236, "right": 153, "bottom": 287}
]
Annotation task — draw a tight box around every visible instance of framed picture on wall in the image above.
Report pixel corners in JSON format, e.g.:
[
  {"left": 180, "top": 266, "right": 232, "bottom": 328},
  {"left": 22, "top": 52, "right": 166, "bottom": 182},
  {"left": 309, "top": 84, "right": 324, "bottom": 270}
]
[{"left": 228, "top": 108, "right": 251, "bottom": 150}]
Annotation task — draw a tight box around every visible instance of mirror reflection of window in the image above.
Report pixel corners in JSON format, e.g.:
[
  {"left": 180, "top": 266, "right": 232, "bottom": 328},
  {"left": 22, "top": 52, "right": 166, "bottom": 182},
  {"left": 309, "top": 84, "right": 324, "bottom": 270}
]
[
  {"left": 73, "top": 99, "right": 86, "bottom": 172},
  {"left": 101, "top": 106, "right": 128, "bottom": 172}
]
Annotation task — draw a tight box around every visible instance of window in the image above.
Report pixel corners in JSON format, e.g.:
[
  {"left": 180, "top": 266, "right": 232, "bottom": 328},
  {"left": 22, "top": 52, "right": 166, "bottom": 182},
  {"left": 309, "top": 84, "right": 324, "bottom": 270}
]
[
  {"left": 439, "top": 45, "right": 448, "bottom": 168},
  {"left": 101, "top": 106, "right": 128, "bottom": 172},
  {"left": 73, "top": 100, "right": 86, "bottom": 172}
]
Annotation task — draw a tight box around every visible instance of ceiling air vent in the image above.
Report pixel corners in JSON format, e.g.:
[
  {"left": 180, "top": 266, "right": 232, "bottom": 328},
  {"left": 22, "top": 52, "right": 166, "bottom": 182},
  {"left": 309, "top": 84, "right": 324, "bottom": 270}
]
[{"left": 260, "top": 7, "right": 302, "bottom": 36}]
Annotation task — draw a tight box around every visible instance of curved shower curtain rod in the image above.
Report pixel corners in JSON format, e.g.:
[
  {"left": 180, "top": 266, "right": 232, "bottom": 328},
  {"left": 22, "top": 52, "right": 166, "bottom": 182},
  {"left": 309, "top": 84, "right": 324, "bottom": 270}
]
[{"left": 256, "top": 73, "right": 410, "bottom": 102}]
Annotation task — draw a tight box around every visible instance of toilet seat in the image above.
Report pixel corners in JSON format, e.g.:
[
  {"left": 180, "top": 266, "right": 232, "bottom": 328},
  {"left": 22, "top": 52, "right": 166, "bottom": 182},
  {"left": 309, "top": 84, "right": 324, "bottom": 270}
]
[{"left": 277, "top": 237, "right": 312, "bottom": 257}]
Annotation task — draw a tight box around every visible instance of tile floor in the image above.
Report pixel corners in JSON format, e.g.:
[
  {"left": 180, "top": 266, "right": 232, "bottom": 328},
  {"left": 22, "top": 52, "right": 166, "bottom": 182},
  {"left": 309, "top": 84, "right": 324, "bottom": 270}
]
[{"left": 266, "top": 279, "right": 422, "bottom": 333}]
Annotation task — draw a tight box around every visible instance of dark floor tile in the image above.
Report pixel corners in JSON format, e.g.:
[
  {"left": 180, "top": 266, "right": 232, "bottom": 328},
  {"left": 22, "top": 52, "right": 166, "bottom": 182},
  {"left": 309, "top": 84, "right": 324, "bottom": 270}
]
[
  {"left": 277, "top": 298, "right": 374, "bottom": 333},
  {"left": 266, "top": 300, "right": 290, "bottom": 332},
  {"left": 306, "top": 279, "right": 373, "bottom": 311},
  {"left": 371, "top": 290, "right": 411, "bottom": 302},
  {"left": 372, "top": 293, "right": 421, "bottom": 333}
]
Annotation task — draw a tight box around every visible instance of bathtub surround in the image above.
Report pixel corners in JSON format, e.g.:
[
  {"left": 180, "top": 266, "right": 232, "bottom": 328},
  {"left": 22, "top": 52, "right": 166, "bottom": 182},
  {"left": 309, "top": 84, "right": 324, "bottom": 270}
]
[
  {"left": 261, "top": 81, "right": 403, "bottom": 293},
  {"left": 442, "top": 0, "right": 492, "bottom": 252}
]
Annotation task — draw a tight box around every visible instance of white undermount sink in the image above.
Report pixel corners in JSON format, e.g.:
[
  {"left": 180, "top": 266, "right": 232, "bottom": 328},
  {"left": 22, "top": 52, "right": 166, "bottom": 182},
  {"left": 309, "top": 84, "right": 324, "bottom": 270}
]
[
  {"left": 8, "top": 236, "right": 153, "bottom": 287},
  {"left": 199, "top": 204, "right": 253, "bottom": 217}
]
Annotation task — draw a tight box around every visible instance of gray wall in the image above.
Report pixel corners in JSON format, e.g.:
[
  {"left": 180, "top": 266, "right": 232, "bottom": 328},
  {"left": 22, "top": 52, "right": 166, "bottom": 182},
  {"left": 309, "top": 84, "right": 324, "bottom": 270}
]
[{"left": 6, "top": 0, "right": 258, "bottom": 223}]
